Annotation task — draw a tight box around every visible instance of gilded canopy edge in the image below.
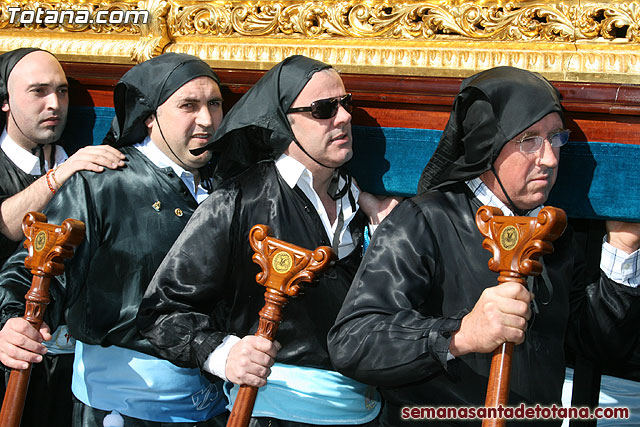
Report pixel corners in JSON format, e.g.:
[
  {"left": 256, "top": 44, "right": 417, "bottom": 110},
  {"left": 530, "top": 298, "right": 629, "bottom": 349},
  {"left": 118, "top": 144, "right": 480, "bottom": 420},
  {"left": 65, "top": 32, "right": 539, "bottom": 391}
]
[{"left": 1, "top": 0, "right": 639, "bottom": 84}]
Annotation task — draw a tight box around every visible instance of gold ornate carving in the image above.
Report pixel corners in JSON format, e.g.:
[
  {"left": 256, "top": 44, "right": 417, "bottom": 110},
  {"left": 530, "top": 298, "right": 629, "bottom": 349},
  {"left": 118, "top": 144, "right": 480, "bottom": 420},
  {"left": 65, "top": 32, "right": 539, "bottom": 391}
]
[
  {"left": 2, "top": 0, "right": 640, "bottom": 82},
  {"left": 132, "top": 0, "right": 171, "bottom": 62},
  {"left": 0, "top": 0, "right": 169, "bottom": 63},
  {"left": 165, "top": 1, "right": 640, "bottom": 41},
  {"left": 169, "top": 1, "right": 233, "bottom": 36},
  {"left": 0, "top": 1, "right": 143, "bottom": 33}
]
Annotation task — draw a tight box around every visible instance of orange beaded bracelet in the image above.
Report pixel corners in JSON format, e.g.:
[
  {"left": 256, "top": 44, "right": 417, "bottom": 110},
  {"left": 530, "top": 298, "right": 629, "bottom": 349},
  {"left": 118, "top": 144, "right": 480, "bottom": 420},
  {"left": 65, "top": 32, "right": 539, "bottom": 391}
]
[
  {"left": 50, "top": 166, "right": 60, "bottom": 188},
  {"left": 45, "top": 169, "right": 57, "bottom": 194}
]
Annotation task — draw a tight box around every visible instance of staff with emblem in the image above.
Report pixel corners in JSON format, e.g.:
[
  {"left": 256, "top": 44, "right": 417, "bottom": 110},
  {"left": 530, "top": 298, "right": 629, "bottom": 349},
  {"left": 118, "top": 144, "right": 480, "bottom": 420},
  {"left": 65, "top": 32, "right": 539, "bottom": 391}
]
[
  {"left": 138, "top": 55, "right": 400, "bottom": 427},
  {"left": 328, "top": 66, "right": 640, "bottom": 427}
]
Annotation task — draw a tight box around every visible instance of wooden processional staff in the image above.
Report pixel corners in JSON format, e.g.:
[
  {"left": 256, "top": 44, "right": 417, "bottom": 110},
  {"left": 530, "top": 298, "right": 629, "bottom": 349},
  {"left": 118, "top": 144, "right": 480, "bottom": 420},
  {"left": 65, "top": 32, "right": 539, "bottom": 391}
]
[
  {"left": 0, "top": 212, "right": 85, "bottom": 427},
  {"left": 226, "top": 224, "right": 335, "bottom": 427},
  {"left": 475, "top": 206, "right": 566, "bottom": 427}
]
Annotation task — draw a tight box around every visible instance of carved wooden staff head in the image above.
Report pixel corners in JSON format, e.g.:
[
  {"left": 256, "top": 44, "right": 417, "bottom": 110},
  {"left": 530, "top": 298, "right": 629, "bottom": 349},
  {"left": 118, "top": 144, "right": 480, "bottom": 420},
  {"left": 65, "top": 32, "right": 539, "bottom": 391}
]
[
  {"left": 475, "top": 205, "right": 567, "bottom": 427},
  {"left": 21, "top": 211, "right": 86, "bottom": 277},
  {"left": 226, "top": 225, "right": 336, "bottom": 427},
  {"left": 0, "top": 212, "right": 85, "bottom": 427},
  {"left": 475, "top": 206, "right": 567, "bottom": 278},
  {"left": 249, "top": 224, "right": 335, "bottom": 297}
]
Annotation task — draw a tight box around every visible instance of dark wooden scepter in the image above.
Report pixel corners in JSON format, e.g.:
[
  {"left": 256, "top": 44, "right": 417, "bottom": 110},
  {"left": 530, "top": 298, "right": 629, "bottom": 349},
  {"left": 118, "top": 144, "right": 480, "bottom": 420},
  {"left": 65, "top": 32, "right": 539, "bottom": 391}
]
[
  {"left": 475, "top": 206, "right": 566, "bottom": 427},
  {"left": 226, "top": 224, "right": 335, "bottom": 427},
  {"left": 0, "top": 212, "right": 85, "bottom": 427}
]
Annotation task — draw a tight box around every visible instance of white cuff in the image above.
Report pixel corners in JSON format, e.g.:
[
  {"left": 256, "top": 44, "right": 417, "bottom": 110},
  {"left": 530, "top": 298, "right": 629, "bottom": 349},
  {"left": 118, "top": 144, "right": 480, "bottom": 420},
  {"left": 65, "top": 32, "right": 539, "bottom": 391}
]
[
  {"left": 600, "top": 239, "right": 640, "bottom": 288},
  {"left": 203, "top": 334, "right": 241, "bottom": 381}
]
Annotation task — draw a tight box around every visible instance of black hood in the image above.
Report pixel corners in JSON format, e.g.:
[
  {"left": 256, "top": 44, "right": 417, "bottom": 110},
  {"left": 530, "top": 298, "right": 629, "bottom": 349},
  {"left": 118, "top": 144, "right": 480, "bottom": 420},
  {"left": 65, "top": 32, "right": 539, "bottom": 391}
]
[
  {"left": 209, "top": 55, "right": 332, "bottom": 183},
  {"left": 105, "top": 52, "right": 220, "bottom": 148},
  {"left": 0, "top": 48, "right": 49, "bottom": 132},
  {"left": 417, "top": 66, "right": 563, "bottom": 193}
]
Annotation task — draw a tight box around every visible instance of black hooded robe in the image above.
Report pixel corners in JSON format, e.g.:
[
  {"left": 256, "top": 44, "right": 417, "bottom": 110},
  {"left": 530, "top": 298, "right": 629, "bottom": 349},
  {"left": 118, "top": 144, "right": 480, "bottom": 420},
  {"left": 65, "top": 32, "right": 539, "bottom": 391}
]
[
  {"left": 137, "top": 161, "right": 365, "bottom": 371},
  {"left": 0, "top": 47, "right": 74, "bottom": 427},
  {"left": 327, "top": 183, "right": 640, "bottom": 426},
  {"left": 0, "top": 52, "right": 228, "bottom": 425},
  {"left": 0, "top": 146, "right": 230, "bottom": 426},
  {"left": 327, "top": 66, "right": 640, "bottom": 426},
  {"left": 0, "top": 149, "right": 37, "bottom": 265},
  {"left": 0, "top": 146, "right": 202, "bottom": 354},
  {"left": 137, "top": 55, "right": 376, "bottom": 426}
]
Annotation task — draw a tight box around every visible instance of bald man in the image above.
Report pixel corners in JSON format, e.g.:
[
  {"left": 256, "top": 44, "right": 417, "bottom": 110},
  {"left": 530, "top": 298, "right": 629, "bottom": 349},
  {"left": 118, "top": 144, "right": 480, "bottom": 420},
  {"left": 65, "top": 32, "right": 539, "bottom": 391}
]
[
  {"left": 0, "top": 47, "right": 124, "bottom": 426},
  {"left": 0, "top": 48, "right": 124, "bottom": 261}
]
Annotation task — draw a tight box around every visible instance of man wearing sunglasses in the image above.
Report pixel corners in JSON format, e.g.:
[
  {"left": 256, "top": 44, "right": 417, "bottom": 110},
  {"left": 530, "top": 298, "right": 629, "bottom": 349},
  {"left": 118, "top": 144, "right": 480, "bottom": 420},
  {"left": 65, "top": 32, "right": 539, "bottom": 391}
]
[
  {"left": 138, "top": 55, "right": 400, "bottom": 426},
  {"left": 328, "top": 66, "right": 640, "bottom": 426}
]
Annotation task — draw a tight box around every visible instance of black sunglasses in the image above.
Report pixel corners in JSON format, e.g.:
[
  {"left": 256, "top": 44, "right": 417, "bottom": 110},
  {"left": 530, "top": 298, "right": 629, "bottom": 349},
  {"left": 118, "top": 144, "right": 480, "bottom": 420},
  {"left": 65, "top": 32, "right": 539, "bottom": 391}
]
[{"left": 287, "top": 93, "right": 353, "bottom": 119}]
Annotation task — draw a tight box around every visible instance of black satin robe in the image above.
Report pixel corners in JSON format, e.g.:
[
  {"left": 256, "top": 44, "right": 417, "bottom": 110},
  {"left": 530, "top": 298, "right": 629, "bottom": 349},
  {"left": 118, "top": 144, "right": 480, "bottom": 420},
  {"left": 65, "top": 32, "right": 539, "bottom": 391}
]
[
  {"left": 0, "top": 149, "right": 38, "bottom": 266},
  {"left": 137, "top": 161, "right": 365, "bottom": 371},
  {"left": 327, "top": 182, "right": 640, "bottom": 426},
  {"left": 0, "top": 146, "right": 77, "bottom": 427},
  {"left": 0, "top": 146, "right": 200, "bottom": 355}
]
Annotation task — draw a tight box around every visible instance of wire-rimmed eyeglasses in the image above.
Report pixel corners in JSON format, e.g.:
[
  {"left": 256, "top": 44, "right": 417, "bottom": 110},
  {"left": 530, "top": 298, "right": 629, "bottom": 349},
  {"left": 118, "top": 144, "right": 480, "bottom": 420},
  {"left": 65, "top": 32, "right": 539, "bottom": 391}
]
[{"left": 516, "top": 129, "right": 571, "bottom": 153}]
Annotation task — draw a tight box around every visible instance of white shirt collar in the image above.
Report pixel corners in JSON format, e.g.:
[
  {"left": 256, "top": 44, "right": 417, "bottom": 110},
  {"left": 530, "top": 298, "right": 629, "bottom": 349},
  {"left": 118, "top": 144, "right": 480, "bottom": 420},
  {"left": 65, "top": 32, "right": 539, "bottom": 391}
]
[
  {"left": 134, "top": 136, "right": 209, "bottom": 204},
  {"left": 275, "top": 153, "right": 308, "bottom": 189},
  {"left": 0, "top": 128, "right": 68, "bottom": 175},
  {"left": 466, "top": 177, "right": 542, "bottom": 217},
  {"left": 274, "top": 153, "right": 360, "bottom": 200},
  {"left": 134, "top": 136, "right": 190, "bottom": 178},
  {"left": 275, "top": 153, "right": 360, "bottom": 259}
]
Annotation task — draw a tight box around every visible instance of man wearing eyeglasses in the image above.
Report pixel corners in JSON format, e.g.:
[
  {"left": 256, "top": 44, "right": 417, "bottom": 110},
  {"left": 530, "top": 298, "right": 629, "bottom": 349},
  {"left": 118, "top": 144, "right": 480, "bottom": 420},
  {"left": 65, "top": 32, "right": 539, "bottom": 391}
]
[
  {"left": 327, "top": 66, "right": 640, "bottom": 426},
  {"left": 137, "top": 55, "right": 400, "bottom": 426}
]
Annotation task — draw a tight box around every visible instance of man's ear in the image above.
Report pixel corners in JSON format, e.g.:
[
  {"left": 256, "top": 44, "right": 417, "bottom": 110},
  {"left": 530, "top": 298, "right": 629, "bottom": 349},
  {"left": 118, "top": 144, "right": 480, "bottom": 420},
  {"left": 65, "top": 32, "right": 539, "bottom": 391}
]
[
  {"left": 144, "top": 114, "right": 154, "bottom": 130},
  {"left": 1, "top": 100, "right": 9, "bottom": 113}
]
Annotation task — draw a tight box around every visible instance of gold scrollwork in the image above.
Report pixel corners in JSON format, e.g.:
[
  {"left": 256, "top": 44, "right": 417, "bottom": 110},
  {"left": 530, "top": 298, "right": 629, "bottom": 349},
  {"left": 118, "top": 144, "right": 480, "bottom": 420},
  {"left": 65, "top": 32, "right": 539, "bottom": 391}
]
[
  {"left": 0, "top": 1, "right": 143, "bottom": 33},
  {"left": 2, "top": 1, "right": 640, "bottom": 82},
  {"left": 0, "top": 0, "right": 170, "bottom": 62},
  {"left": 132, "top": 0, "right": 171, "bottom": 62},
  {"left": 169, "top": 2, "right": 233, "bottom": 36},
  {"left": 166, "top": 1, "right": 640, "bottom": 42},
  {"left": 583, "top": 3, "right": 640, "bottom": 41}
]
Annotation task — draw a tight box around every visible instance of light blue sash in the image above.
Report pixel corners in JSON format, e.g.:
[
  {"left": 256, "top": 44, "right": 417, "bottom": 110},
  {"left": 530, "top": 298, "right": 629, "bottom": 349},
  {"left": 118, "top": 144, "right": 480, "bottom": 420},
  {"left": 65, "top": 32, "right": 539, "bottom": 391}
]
[
  {"left": 43, "top": 325, "right": 75, "bottom": 354},
  {"left": 72, "top": 341, "right": 226, "bottom": 422},
  {"left": 225, "top": 363, "right": 380, "bottom": 425}
]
